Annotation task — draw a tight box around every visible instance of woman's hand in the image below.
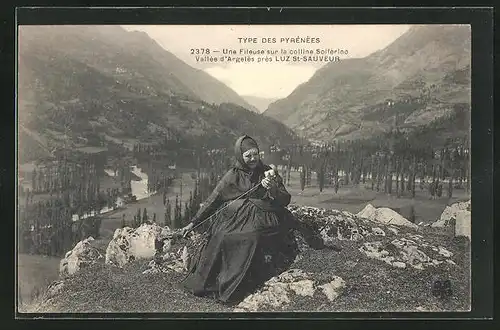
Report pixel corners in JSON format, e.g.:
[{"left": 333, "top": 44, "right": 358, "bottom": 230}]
[
  {"left": 181, "top": 222, "right": 194, "bottom": 238},
  {"left": 261, "top": 177, "right": 277, "bottom": 190}
]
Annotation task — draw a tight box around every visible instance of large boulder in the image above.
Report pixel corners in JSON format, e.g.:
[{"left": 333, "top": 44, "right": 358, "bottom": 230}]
[
  {"left": 59, "top": 237, "right": 103, "bottom": 276},
  {"left": 105, "top": 224, "right": 168, "bottom": 267},
  {"left": 357, "top": 204, "right": 418, "bottom": 229},
  {"left": 234, "top": 268, "right": 346, "bottom": 312},
  {"left": 287, "top": 204, "right": 416, "bottom": 248},
  {"left": 431, "top": 200, "right": 471, "bottom": 239}
]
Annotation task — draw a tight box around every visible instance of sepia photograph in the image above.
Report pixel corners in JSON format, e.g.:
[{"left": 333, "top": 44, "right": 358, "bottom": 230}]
[{"left": 16, "top": 16, "right": 476, "bottom": 315}]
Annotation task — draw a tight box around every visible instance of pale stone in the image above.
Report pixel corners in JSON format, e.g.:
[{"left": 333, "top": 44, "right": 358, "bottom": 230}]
[
  {"left": 360, "top": 236, "right": 453, "bottom": 271},
  {"left": 234, "top": 269, "right": 345, "bottom": 312},
  {"left": 413, "top": 263, "right": 424, "bottom": 270},
  {"left": 357, "top": 204, "right": 418, "bottom": 229},
  {"left": 318, "top": 277, "right": 346, "bottom": 301},
  {"left": 431, "top": 200, "right": 471, "bottom": 239},
  {"left": 392, "top": 261, "right": 406, "bottom": 269},
  {"left": 387, "top": 227, "right": 399, "bottom": 235},
  {"left": 289, "top": 279, "right": 315, "bottom": 297},
  {"left": 106, "top": 224, "right": 165, "bottom": 267},
  {"left": 181, "top": 246, "right": 190, "bottom": 271},
  {"left": 454, "top": 210, "right": 471, "bottom": 239},
  {"left": 357, "top": 203, "right": 377, "bottom": 220},
  {"left": 59, "top": 237, "right": 103, "bottom": 276},
  {"left": 372, "top": 227, "right": 386, "bottom": 236},
  {"left": 437, "top": 246, "right": 453, "bottom": 258}
]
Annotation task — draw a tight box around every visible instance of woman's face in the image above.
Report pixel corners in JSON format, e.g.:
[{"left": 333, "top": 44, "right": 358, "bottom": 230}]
[{"left": 242, "top": 148, "right": 260, "bottom": 169}]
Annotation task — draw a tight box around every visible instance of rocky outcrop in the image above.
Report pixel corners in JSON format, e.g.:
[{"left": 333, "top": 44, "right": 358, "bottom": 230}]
[
  {"left": 431, "top": 200, "right": 471, "bottom": 239},
  {"left": 59, "top": 237, "right": 103, "bottom": 276},
  {"left": 32, "top": 202, "right": 468, "bottom": 313},
  {"left": 359, "top": 237, "right": 455, "bottom": 270},
  {"left": 288, "top": 204, "right": 418, "bottom": 248},
  {"left": 288, "top": 204, "right": 457, "bottom": 271},
  {"left": 234, "top": 269, "right": 346, "bottom": 312},
  {"left": 105, "top": 224, "right": 169, "bottom": 267},
  {"left": 289, "top": 205, "right": 373, "bottom": 245}
]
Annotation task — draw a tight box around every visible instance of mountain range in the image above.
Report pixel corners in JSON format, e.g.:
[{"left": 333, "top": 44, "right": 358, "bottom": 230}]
[
  {"left": 18, "top": 25, "right": 297, "bottom": 163},
  {"left": 264, "top": 25, "right": 471, "bottom": 142},
  {"left": 18, "top": 25, "right": 471, "bottom": 165}
]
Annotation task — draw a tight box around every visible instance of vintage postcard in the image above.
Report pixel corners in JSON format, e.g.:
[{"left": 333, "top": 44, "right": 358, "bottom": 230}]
[{"left": 16, "top": 10, "right": 482, "bottom": 317}]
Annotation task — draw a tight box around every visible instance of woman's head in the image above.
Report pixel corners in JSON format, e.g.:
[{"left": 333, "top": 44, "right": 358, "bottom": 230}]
[
  {"left": 235, "top": 135, "right": 260, "bottom": 170},
  {"left": 242, "top": 148, "right": 260, "bottom": 170}
]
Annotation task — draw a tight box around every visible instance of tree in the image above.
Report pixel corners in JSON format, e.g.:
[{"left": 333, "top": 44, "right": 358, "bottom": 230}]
[
  {"left": 411, "top": 156, "right": 417, "bottom": 198},
  {"left": 300, "top": 166, "right": 306, "bottom": 191},
  {"left": 369, "top": 156, "right": 375, "bottom": 190},
  {"left": 318, "top": 163, "right": 325, "bottom": 193},
  {"left": 183, "top": 201, "right": 190, "bottom": 226},
  {"left": 395, "top": 158, "right": 401, "bottom": 198},
  {"left": 31, "top": 168, "right": 37, "bottom": 193},
  {"left": 286, "top": 153, "right": 292, "bottom": 186},
  {"left": 172, "top": 207, "right": 180, "bottom": 230},
  {"left": 429, "top": 180, "right": 436, "bottom": 200},
  {"left": 448, "top": 173, "right": 453, "bottom": 199},
  {"left": 436, "top": 182, "right": 443, "bottom": 198},
  {"left": 188, "top": 191, "right": 194, "bottom": 212}
]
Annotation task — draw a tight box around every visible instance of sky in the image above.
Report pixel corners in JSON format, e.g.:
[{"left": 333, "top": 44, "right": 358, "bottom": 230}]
[{"left": 122, "top": 25, "right": 411, "bottom": 99}]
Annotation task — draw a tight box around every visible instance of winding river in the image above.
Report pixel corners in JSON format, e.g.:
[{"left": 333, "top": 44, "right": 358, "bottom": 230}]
[{"left": 71, "top": 165, "right": 154, "bottom": 222}]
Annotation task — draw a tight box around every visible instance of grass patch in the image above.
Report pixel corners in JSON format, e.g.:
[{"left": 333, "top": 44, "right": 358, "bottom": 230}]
[
  {"left": 24, "top": 261, "right": 232, "bottom": 313},
  {"left": 291, "top": 237, "right": 470, "bottom": 312}
]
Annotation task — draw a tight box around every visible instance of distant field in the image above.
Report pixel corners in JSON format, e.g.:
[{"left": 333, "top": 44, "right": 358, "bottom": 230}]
[
  {"left": 283, "top": 169, "right": 469, "bottom": 225},
  {"left": 17, "top": 254, "right": 61, "bottom": 309}
]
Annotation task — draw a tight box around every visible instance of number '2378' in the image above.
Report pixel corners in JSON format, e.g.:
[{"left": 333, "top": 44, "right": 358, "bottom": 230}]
[{"left": 190, "top": 49, "right": 211, "bottom": 54}]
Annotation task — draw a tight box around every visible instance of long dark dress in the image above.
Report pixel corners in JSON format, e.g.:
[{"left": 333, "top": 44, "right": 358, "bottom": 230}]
[{"left": 179, "top": 157, "right": 298, "bottom": 303}]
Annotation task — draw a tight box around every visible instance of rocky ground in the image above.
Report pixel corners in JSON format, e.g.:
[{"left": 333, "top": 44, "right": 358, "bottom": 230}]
[{"left": 19, "top": 200, "right": 471, "bottom": 313}]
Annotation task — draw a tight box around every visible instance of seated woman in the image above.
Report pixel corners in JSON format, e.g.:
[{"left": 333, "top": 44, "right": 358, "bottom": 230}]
[{"left": 179, "top": 135, "right": 307, "bottom": 304}]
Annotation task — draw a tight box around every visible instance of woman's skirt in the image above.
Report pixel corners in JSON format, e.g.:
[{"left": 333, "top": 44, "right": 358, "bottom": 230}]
[{"left": 179, "top": 199, "right": 297, "bottom": 303}]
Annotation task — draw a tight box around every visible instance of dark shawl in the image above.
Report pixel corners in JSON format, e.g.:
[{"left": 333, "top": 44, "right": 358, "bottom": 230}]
[{"left": 190, "top": 135, "right": 291, "bottom": 226}]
